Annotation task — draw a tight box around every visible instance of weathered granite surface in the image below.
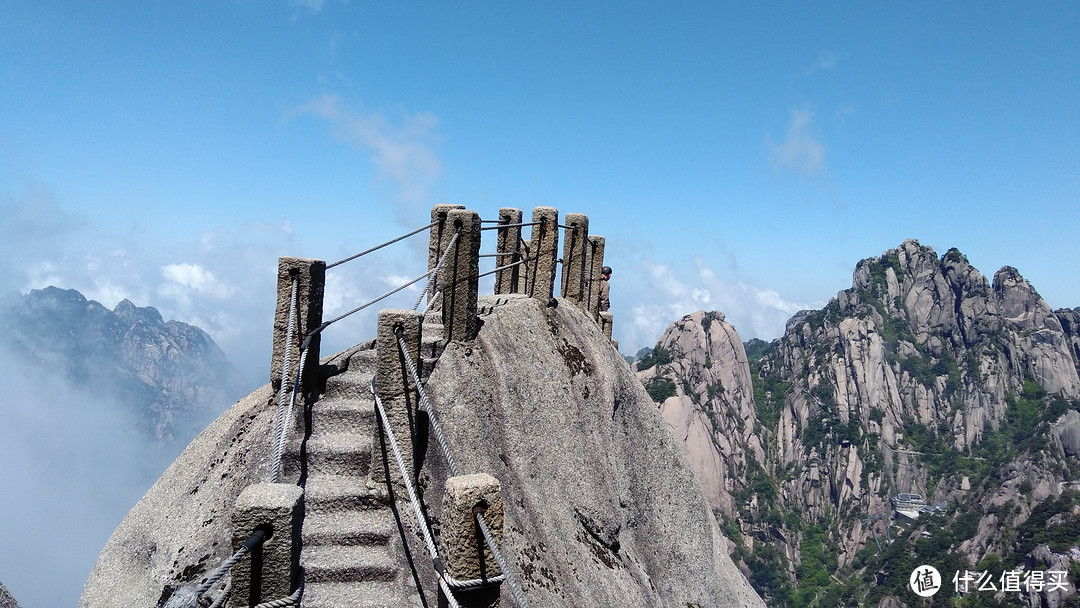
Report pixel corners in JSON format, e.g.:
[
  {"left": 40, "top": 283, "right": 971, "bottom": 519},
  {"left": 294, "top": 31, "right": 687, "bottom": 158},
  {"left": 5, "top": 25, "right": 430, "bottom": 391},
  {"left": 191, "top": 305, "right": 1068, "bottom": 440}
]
[
  {"left": 81, "top": 293, "right": 764, "bottom": 607},
  {"left": 79, "top": 384, "right": 278, "bottom": 608},
  {"left": 423, "top": 296, "right": 764, "bottom": 607},
  {"left": 0, "top": 583, "right": 21, "bottom": 608}
]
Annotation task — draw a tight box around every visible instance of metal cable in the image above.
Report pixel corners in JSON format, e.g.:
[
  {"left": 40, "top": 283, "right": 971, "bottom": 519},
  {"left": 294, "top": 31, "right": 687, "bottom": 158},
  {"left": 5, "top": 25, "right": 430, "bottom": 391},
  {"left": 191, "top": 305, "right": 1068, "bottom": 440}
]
[
  {"left": 413, "top": 228, "right": 461, "bottom": 311},
  {"left": 475, "top": 512, "right": 529, "bottom": 607},
  {"left": 194, "top": 529, "right": 266, "bottom": 597},
  {"left": 394, "top": 330, "right": 459, "bottom": 476},
  {"left": 393, "top": 331, "right": 530, "bottom": 607},
  {"left": 303, "top": 265, "right": 442, "bottom": 345},
  {"left": 369, "top": 381, "right": 462, "bottom": 608},
  {"left": 478, "top": 256, "right": 533, "bottom": 281},
  {"left": 327, "top": 221, "right": 438, "bottom": 269},
  {"left": 271, "top": 345, "right": 309, "bottom": 483},
  {"left": 250, "top": 569, "right": 305, "bottom": 608},
  {"left": 270, "top": 278, "right": 299, "bottom": 483},
  {"left": 479, "top": 221, "right": 541, "bottom": 231},
  {"left": 206, "top": 581, "right": 230, "bottom": 608}
]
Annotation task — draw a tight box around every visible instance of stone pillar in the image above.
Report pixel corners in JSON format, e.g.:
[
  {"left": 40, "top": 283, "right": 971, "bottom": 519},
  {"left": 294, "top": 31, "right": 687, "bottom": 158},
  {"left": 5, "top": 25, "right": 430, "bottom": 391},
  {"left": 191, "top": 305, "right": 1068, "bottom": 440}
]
[
  {"left": 585, "top": 236, "right": 606, "bottom": 321},
  {"left": 600, "top": 311, "right": 614, "bottom": 341},
  {"left": 428, "top": 204, "right": 466, "bottom": 303},
  {"left": 373, "top": 310, "right": 422, "bottom": 492},
  {"left": 493, "top": 208, "right": 523, "bottom": 295},
  {"left": 559, "top": 213, "right": 589, "bottom": 309},
  {"left": 440, "top": 209, "right": 481, "bottom": 342},
  {"left": 440, "top": 473, "right": 504, "bottom": 608},
  {"left": 525, "top": 207, "right": 559, "bottom": 302},
  {"left": 229, "top": 483, "right": 303, "bottom": 608},
  {"left": 270, "top": 257, "right": 325, "bottom": 395}
]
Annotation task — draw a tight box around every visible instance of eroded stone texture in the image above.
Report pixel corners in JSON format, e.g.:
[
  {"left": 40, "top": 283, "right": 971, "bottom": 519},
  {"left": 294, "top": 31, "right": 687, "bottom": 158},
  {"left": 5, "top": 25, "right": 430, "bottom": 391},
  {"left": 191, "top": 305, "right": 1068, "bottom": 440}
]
[
  {"left": 440, "top": 473, "right": 504, "bottom": 608},
  {"left": 494, "top": 208, "right": 523, "bottom": 296},
  {"left": 585, "top": 236, "right": 606, "bottom": 320},
  {"left": 424, "top": 297, "right": 764, "bottom": 608},
  {"left": 270, "top": 257, "right": 325, "bottom": 394},
  {"left": 559, "top": 213, "right": 589, "bottom": 309},
  {"left": 440, "top": 209, "right": 481, "bottom": 342},
  {"left": 525, "top": 207, "right": 558, "bottom": 302},
  {"left": 374, "top": 310, "right": 422, "bottom": 490},
  {"left": 229, "top": 483, "right": 303, "bottom": 608}
]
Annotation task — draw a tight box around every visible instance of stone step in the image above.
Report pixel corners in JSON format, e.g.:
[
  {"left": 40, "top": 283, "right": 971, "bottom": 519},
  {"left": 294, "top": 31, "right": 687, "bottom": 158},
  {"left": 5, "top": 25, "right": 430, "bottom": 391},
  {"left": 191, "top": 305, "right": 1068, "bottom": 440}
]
[
  {"left": 301, "top": 581, "right": 421, "bottom": 608},
  {"left": 304, "top": 475, "right": 388, "bottom": 514},
  {"left": 301, "top": 544, "right": 397, "bottom": 584},
  {"left": 304, "top": 433, "right": 372, "bottom": 477},
  {"left": 323, "top": 369, "right": 377, "bottom": 401},
  {"left": 311, "top": 397, "right": 376, "bottom": 436},
  {"left": 303, "top": 509, "right": 395, "bottom": 547}
]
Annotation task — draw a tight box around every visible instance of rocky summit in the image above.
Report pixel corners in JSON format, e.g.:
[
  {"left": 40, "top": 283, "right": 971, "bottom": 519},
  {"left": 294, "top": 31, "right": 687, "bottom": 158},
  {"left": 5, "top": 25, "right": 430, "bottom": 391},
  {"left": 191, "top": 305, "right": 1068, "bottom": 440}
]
[
  {"left": 81, "top": 294, "right": 764, "bottom": 608},
  {"left": 636, "top": 239, "right": 1080, "bottom": 607}
]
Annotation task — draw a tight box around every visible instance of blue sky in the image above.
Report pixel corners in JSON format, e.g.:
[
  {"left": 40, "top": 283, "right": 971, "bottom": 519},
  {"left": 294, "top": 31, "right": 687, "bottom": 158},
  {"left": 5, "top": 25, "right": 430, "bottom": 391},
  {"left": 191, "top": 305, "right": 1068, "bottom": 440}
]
[{"left": 1, "top": 2, "right": 1078, "bottom": 603}]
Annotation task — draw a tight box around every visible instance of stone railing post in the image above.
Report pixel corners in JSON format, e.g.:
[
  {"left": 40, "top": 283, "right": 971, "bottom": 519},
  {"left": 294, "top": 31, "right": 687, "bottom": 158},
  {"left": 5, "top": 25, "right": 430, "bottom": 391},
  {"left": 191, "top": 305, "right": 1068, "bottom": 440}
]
[
  {"left": 229, "top": 483, "right": 303, "bottom": 608},
  {"left": 440, "top": 473, "right": 504, "bottom": 608},
  {"left": 559, "top": 213, "right": 589, "bottom": 309},
  {"left": 525, "top": 207, "right": 559, "bottom": 302},
  {"left": 373, "top": 309, "right": 422, "bottom": 492},
  {"left": 600, "top": 311, "right": 614, "bottom": 341},
  {"left": 585, "top": 235, "right": 606, "bottom": 321},
  {"left": 440, "top": 209, "right": 481, "bottom": 342},
  {"left": 270, "top": 257, "right": 325, "bottom": 395},
  {"left": 493, "top": 207, "right": 523, "bottom": 295},
  {"left": 428, "top": 204, "right": 466, "bottom": 304}
]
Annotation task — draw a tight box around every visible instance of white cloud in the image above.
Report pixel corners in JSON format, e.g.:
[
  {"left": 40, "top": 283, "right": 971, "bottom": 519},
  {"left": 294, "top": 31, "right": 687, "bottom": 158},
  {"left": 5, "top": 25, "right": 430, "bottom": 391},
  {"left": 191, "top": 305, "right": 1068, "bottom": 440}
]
[
  {"left": 299, "top": 94, "right": 442, "bottom": 208},
  {"left": 615, "top": 256, "right": 822, "bottom": 355},
  {"left": 161, "top": 263, "right": 235, "bottom": 299},
  {"left": 766, "top": 108, "right": 826, "bottom": 175}
]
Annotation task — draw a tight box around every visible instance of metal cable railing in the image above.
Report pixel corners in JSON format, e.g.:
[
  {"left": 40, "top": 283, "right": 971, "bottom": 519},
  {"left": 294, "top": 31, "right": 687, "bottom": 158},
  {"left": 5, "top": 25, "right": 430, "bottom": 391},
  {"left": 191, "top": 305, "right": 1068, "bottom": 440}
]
[
  {"left": 327, "top": 220, "right": 438, "bottom": 269},
  {"left": 369, "top": 381, "right": 464, "bottom": 608},
  {"left": 394, "top": 329, "right": 530, "bottom": 608},
  {"left": 412, "top": 228, "right": 461, "bottom": 312}
]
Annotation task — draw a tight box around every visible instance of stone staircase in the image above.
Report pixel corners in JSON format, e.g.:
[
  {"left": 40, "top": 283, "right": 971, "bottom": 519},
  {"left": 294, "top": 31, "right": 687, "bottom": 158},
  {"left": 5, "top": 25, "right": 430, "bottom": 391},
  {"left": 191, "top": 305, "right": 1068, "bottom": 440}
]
[{"left": 283, "top": 347, "right": 405, "bottom": 608}]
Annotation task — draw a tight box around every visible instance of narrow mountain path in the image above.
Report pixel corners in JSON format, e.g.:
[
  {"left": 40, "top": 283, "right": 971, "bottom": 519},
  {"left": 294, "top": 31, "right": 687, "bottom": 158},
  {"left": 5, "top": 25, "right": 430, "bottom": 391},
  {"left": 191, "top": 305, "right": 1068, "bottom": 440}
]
[{"left": 282, "top": 347, "right": 403, "bottom": 608}]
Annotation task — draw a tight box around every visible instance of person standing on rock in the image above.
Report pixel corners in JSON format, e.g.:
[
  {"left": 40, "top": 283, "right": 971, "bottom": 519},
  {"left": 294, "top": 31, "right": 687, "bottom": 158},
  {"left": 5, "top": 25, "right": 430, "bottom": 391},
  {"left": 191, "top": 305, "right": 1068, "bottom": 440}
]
[{"left": 599, "top": 266, "right": 612, "bottom": 311}]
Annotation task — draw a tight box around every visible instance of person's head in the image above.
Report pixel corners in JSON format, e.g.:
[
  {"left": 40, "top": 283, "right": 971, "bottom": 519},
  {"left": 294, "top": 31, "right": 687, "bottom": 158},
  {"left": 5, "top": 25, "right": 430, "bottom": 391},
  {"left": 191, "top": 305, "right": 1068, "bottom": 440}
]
[{"left": 601, "top": 266, "right": 612, "bottom": 280}]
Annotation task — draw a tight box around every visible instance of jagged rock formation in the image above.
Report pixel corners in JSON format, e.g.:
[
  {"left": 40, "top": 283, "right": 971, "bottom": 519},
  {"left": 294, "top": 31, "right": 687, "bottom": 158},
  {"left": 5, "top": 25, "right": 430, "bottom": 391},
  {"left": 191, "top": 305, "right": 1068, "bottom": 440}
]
[
  {"left": 0, "top": 286, "right": 245, "bottom": 442},
  {"left": 638, "top": 240, "right": 1080, "bottom": 607},
  {"left": 81, "top": 294, "right": 764, "bottom": 607},
  {"left": 635, "top": 310, "right": 765, "bottom": 519},
  {"left": 0, "top": 583, "right": 22, "bottom": 608}
]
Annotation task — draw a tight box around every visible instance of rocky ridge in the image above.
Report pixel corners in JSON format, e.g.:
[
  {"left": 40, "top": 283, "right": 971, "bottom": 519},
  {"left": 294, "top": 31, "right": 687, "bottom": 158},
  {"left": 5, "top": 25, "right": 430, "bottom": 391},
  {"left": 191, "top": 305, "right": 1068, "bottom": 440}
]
[
  {"left": 81, "top": 294, "right": 765, "bottom": 607},
  {"left": 0, "top": 286, "right": 245, "bottom": 442},
  {"left": 638, "top": 239, "right": 1080, "bottom": 607}
]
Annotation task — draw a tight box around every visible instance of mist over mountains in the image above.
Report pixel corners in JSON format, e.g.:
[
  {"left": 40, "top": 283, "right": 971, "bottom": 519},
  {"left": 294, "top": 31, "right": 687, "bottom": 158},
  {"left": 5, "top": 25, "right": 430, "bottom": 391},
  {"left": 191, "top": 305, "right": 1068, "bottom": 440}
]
[
  {"left": 637, "top": 239, "right": 1080, "bottom": 607},
  {"left": 0, "top": 287, "right": 245, "bottom": 608}
]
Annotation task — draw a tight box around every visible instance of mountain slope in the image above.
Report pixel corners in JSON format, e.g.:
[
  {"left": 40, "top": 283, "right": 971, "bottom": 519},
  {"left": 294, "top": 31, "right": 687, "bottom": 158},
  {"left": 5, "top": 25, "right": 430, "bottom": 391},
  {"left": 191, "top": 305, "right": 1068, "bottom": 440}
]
[
  {"left": 0, "top": 286, "right": 245, "bottom": 442},
  {"left": 639, "top": 239, "right": 1080, "bottom": 607}
]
